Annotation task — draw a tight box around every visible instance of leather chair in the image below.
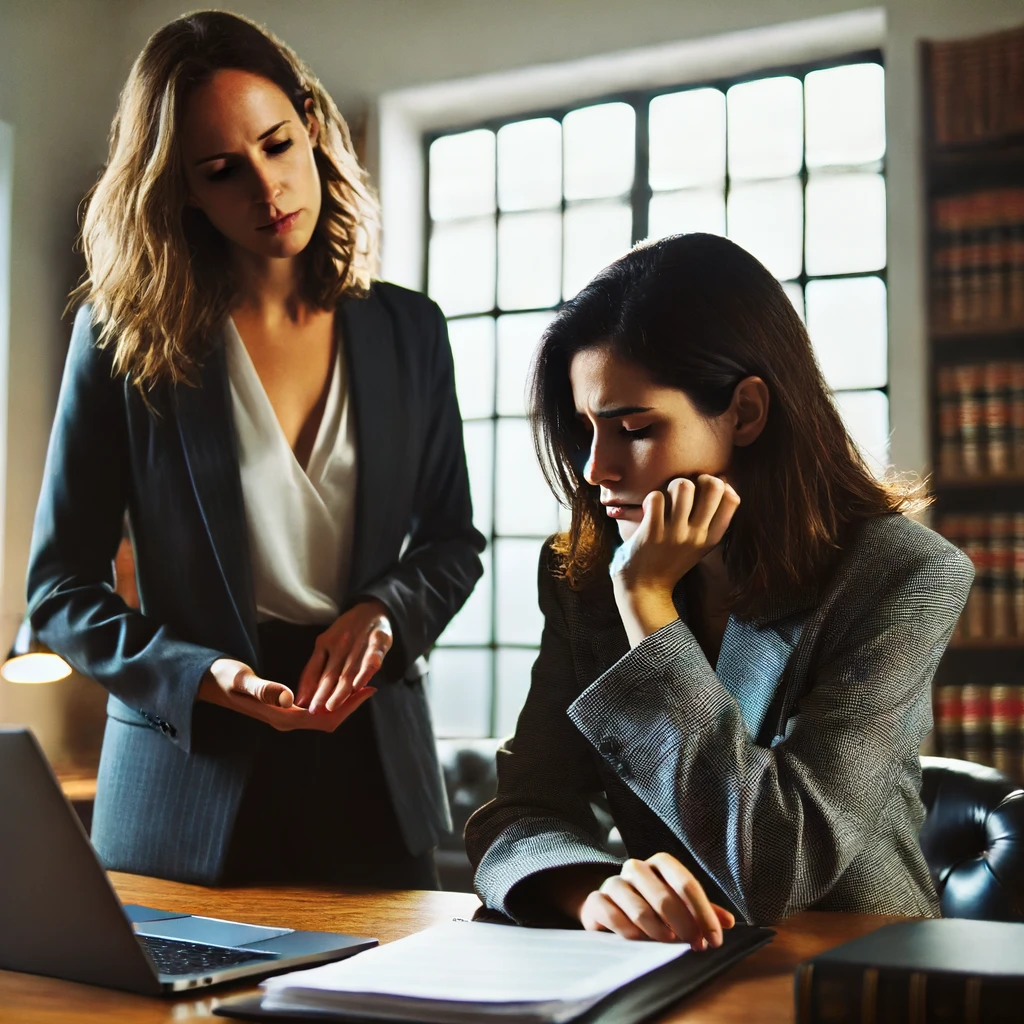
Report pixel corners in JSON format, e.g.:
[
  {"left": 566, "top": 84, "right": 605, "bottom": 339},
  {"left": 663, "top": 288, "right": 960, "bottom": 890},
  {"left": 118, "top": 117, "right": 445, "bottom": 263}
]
[{"left": 918, "top": 756, "right": 1024, "bottom": 922}]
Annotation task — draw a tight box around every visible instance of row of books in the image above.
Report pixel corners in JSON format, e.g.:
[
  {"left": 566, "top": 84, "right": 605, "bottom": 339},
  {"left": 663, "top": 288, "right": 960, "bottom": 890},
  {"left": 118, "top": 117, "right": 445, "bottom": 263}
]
[
  {"left": 933, "top": 684, "right": 1024, "bottom": 784},
  {"left": 927, "top": 25, "right": 1024, "bottom": 146},
  {"left": 931, "top": 188, "right": 1024, "bottom": 328},
  {"left": 936, "top": 361, "right": 1024, "bottom": 478},
  {"left": 935, "top": 513, "right": 1024, "bottom": 642}
]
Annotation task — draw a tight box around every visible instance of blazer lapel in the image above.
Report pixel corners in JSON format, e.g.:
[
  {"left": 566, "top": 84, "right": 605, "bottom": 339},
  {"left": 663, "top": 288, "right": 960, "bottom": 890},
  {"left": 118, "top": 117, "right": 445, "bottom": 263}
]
[
  {"left": 715, "top": 615, "right": 805, "bottom": 740},
  {"left": 340, "top": 290, "right": 407, "bottom": 599},
  {"left": 174, "top": 341, "right": 259, "bottom": 666}
]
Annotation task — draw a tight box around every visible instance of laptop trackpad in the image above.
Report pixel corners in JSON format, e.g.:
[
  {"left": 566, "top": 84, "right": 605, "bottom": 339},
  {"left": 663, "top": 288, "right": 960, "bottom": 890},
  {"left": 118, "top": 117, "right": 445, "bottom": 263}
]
[{"left": 134, "top": 915, "right": 293, "bottom": 948}]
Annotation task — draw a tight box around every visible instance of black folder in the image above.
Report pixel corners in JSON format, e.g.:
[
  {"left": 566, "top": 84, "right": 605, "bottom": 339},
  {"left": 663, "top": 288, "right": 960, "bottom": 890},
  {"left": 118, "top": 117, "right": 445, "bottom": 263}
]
[{"left": 212, "top": 923, "right": 773, "bottom": 1024}]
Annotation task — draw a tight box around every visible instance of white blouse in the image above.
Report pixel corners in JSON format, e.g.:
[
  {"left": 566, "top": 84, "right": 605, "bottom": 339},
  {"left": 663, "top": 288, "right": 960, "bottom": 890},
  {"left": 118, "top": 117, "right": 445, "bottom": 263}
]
[{"left": 224, "top": 318, "right": 357, "bottom": 624}]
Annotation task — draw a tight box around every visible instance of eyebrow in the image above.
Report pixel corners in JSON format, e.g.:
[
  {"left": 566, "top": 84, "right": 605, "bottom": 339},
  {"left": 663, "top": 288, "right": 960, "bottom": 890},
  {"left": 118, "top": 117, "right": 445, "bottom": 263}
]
[
  {"left": 194, "top": 120, "right": 290, "bottom": 166},
  {"left": 576, "top": 405, "right": 654, "bottom": 419}
]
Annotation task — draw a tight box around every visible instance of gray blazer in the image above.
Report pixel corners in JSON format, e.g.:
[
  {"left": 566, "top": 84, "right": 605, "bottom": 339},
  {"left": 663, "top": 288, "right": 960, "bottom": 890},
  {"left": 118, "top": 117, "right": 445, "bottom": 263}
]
[
  {"left": 28, "top": 283, "right": 485, "bottom": 884},
  {"left": 466, "top": 513, "right": 973, "bottom": 925}
]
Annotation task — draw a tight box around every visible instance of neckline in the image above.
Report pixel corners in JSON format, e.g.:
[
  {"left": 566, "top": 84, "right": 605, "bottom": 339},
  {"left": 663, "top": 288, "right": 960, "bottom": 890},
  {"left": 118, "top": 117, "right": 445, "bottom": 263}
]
[{"left": 225, "top": 316, "right": 343, "bottom": 484}]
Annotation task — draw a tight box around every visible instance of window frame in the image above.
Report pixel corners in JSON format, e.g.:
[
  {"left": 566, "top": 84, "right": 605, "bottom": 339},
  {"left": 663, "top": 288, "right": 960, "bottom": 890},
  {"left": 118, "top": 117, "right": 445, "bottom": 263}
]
[{"left": 424, "top": 48, "right": 888, "bottom": 739}]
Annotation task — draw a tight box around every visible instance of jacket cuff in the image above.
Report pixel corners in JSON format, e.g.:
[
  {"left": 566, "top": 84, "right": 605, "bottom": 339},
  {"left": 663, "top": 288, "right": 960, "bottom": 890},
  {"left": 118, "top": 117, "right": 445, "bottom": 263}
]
[
  {"left": 567, "top": 619, "right": 733, "bottom": 768},
  {"left": 153, "top": 647, "right": 224, "bottom": 754},
  {"left": 474, "top": 817, "right": 622, "bottom": 925}
]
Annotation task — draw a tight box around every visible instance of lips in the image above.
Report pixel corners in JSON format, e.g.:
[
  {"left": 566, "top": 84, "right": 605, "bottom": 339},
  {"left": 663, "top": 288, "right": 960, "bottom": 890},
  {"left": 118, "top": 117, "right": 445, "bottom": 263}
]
[
  {"left": 602, "top": 501, "right": 642, "bottom": 520},
  {"left": 258, "top": 210, "right": 300, "bottom": 234}
]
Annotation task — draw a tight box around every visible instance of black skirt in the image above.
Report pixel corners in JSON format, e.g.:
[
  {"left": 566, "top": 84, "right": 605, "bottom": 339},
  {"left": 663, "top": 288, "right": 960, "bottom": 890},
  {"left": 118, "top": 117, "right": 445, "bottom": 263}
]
[{"left": 222, "top": 621, "right": 439, "bottom": 890}]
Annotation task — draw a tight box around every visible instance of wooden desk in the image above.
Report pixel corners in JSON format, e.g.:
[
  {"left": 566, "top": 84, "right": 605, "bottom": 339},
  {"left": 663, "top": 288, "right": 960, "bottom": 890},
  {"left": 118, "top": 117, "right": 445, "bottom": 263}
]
[{"left": 0, "top": 872, "right": 899, "bottom": 1023}]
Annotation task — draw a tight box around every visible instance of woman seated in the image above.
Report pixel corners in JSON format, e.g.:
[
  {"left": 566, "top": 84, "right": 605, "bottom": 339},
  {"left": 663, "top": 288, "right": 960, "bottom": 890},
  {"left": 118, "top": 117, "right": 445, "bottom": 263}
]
[{"left": 466, "top": 233, "right": 971, "bottom": 946}]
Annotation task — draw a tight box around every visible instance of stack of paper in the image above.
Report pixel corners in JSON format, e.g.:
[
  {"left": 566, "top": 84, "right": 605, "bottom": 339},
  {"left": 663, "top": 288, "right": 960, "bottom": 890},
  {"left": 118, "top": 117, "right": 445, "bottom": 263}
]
[{"left": 260, "top": 921, "right": 691, "bottom": 1023}]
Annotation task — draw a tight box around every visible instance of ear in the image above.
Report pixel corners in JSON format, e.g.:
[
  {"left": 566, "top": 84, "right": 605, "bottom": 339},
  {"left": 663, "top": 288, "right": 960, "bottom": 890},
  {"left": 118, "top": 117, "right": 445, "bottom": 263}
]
[
  {"left": 730, "top": 376, "right": 769, "bottom": 448},
  {"left": 304, "top": 97, "right": 320, "bottom": 147}
]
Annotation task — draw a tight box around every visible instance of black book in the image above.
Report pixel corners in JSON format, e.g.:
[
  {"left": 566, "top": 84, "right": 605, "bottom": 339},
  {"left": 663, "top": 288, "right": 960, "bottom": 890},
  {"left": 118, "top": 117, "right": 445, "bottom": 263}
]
[{"left": 795, "top": 919, "right": 1024, "bottom": 1024}]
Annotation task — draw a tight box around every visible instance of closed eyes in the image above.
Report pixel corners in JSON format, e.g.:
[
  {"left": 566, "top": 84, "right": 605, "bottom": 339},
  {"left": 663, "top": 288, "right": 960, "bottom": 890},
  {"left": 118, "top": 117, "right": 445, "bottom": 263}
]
[{"left": 206, "top": 138, "right": 294, "bottom": 182}]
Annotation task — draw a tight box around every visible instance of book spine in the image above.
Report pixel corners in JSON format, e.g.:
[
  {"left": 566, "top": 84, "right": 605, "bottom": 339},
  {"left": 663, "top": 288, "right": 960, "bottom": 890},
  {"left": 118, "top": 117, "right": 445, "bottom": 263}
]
[
  {"left": 989, "top": 513, "right": 1013, "bottom": 639},
  {"left": 990, "top": 684, "right": 1014, "bottom": 778},
  {"left": 962, "top": 515, "right": 989, "bottom": 639},
  {"left": 960, "top": 683, "right": 991, "bottom": 766},
  {"left": 1014, "top": 514, "right": 1024, "bottom": 639},
  {"left": 983, "top": 362, "right": 1011, "bottom": 475},
  {"left": 1011, "top": 365, "right": 1024, "bottom": 471},
  {"left": 795, "top": 960, "right": 1024, "bottom": 1023},
  {"left": 954, "top": 366, "right": 984, "bottom": 477},
  {"left": 934, "top": 684, "right": 963, "bottom": 759},
  {"left": 936, "top": 367, "right": 960, "bottom": 479}
]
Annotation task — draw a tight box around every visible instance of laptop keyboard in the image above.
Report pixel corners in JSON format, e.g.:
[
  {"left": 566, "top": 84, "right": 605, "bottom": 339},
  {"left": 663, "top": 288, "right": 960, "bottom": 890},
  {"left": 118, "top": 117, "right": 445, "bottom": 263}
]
[{"left": 138, "top": 933, "right": 277, "bottom": 977}]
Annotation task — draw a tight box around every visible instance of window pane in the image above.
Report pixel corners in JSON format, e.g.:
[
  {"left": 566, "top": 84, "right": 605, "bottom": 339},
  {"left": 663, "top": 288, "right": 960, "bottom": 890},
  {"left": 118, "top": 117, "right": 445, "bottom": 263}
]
[
  {"left": 649, "top": 88, "right": 726, "bottom": 190},
  {"left": 727, "top": 178, "right": 803, "bottom": 280},
  {"left": 805, "top": 63, "right": 885, "bottom": 169},
  {"left": 782, "top": 281, "right": 805, "bottom": 323},
  {"left": 563, "top": 102, "right": 635, "bottom": 201},
  {"left": 495, "top": 418, "right": 559, "bottom": 536},
  {"left": 462, "top": 419, "right": 493, "bottom": 537},
  {"left": 834, "top": 389, "right": 890, "bottom": 474},
  {"left": 806, "top": 277, "right": 887, "bottom": 390},
  {"left": 447, "top": 316, "right": 494, "bottom": 420},
  {"left": 727, "top": 76, "right": 803, "bottom": 181},
  {"left": 498, "top": 118, "right": 562, "bottom": 212},
  {"left": 498, "top": 312, "right": 553, "bottom": 416},
  {"left": 805, "top": 172, "right": 886, "bottom": 276},
  {"left": 427, "top": 648, "right": 491, "bottom": 738},
  {"left": 429, "top": 129, "right": 495, "bottom": 221},
  {"left": 497, "top": 211, "right": 561, "bottom": 310},
  {"left": 647, "top": 188, "right": 726, "bottom": 241},
  {"left": 496, "top": 647, "right": 537, "bottom": 737},
  {"left": 428, "top": 218, "right": 495, "bottom": 316},
  {"left": 495, "top": 539, "right": 545, "bottom": 644},
  {"left": 437, "top": 547, "right": 493, "bottom": 646},
  {"left": 563, "top": 201, "right": 633, "bottom": 300}
]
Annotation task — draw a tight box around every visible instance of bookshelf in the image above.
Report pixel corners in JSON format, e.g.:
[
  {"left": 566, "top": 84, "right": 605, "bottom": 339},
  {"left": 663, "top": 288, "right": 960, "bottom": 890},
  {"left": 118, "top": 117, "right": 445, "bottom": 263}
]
[{"left": 923, "top": 23, "right": 1024, "bottom": 784}]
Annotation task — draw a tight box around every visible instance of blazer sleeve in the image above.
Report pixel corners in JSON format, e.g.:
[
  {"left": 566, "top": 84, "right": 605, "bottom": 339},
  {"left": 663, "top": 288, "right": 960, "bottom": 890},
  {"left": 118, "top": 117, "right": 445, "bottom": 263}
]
[
  {"left": 466, "top": 545, "right": 622, "bottom": 925},
  {"left": 566, "top": 542, "right": 974, "bottom": 925},
  {"left": 357, "top": 301, "right": 485, "bottom": 674},
  {"left": 26, "top": 306, "right": 226, "bottom": 753}
]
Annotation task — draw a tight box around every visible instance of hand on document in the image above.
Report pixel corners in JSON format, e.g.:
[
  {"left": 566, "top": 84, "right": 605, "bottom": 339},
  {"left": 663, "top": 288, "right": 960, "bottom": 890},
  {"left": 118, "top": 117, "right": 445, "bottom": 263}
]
[
  {"left": 580, "top": 854, "right": 735, "bottom": 949},
  {"left": 198, "top": 658, "right": 374, "bottom": 732}
]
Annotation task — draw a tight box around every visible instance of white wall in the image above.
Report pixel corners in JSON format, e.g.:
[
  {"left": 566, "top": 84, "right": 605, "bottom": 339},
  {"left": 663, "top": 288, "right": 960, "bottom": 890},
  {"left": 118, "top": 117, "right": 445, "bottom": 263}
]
[{"left": 0, "top": 0, "right": 1021, "bottom": 760}]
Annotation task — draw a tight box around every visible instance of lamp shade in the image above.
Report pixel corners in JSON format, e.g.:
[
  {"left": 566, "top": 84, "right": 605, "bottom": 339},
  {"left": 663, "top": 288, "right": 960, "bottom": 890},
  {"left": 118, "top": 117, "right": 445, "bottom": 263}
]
[{"left": 1, "top": 621, "right": 72, "bottom": 684}]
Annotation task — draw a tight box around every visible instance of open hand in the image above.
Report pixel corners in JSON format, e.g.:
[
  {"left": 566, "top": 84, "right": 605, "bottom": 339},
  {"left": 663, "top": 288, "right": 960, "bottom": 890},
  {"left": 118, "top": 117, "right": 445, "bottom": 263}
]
[
  {"left": 610, "top": 474, "right": 739, "bottom": 646},
  {"left": 580, "top": 854, "right": 735, "bottom": 947},
  {"left": 198, "top": 658, "right": 374, "bottom": 731},
  {"left": 294, "top": 599, "right": 394, "bottom": 713}
]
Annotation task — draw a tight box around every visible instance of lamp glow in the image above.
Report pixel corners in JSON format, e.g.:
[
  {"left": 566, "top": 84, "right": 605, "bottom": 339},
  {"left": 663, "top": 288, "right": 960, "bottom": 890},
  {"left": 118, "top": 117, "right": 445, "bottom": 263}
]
[{"left": 1, "top": 652, "right": 72, "bottom": 684}]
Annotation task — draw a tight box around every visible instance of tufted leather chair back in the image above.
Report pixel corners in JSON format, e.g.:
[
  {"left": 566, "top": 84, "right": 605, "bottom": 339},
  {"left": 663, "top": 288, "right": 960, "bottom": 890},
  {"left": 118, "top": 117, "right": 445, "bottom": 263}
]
[{"left": 919, "top": 756, "right": 1024, "bottom": 921}]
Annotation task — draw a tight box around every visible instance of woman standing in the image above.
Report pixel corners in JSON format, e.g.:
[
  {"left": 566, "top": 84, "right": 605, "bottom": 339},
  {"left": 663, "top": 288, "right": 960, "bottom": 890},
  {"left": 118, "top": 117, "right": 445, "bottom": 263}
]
[
  {"left": 28, "top": 11, "right": 484, "bottom": 888},
  {"left": 467, "top": 233, "right": 972, "bottom": 941}
]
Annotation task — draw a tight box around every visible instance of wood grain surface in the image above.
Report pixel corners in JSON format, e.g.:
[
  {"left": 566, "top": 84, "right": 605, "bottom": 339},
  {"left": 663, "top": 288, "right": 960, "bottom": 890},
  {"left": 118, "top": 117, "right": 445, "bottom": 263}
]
[{"left": 0, "top": 872, "right": 899, "bottom": 1023}]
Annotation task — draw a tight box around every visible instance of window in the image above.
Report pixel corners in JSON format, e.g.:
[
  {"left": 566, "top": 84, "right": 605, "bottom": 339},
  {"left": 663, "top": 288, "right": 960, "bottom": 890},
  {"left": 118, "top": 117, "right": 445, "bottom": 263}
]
[{"left": 425, "top": 53, "right": 887, "bottom": 738}]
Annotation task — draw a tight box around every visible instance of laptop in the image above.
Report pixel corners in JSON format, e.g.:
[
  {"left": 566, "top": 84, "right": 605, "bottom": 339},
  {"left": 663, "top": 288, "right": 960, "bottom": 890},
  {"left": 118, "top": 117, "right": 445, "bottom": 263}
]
[{"left": 0, "top": 727, "right": 377, "bottom": 995}]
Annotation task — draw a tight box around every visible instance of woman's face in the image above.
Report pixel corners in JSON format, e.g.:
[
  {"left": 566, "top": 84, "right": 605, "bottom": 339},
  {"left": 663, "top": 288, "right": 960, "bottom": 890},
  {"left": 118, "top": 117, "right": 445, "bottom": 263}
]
[
  {"left": 569, "top": 345, "right": 736, "bottom": 542},
  {"left": 180, "top": 68, "right": 322, "bottom": 261}
]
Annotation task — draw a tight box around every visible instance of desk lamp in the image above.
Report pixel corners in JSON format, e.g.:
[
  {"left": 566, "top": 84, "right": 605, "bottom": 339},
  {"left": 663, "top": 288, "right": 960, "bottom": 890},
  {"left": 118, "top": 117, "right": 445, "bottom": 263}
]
[{"left": 1, "top": 621, "right": 72, "bottom": 684}]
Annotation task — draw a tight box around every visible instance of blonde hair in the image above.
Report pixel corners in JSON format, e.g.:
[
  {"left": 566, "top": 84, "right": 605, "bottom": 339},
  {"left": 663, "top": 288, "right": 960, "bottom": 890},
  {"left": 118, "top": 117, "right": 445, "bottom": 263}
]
[{"left": 72, "top": 10, "right": 380, "bottom": 392}]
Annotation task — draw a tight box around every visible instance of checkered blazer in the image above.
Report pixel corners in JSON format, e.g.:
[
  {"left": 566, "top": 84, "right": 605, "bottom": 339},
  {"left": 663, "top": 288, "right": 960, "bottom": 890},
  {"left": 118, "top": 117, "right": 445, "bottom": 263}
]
[{"left": 466, "top": 513, "right": 973, "bottom": 926}]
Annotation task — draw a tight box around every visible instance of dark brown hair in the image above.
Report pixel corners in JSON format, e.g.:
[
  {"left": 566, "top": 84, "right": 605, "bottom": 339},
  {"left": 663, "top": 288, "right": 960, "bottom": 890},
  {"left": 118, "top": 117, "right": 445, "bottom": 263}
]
[{"left": 530, "top": 233, "right": 924, "bottom": 616}]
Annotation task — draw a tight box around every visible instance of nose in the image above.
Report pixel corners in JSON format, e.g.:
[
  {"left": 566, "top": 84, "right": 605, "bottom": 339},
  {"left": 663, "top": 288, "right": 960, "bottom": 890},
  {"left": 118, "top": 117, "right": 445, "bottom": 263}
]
[
  {"left": 250, "top": 160, "right": 282, "bottom": 206},
  {"left": 583, "top": 432, "right": 621, "bottom": 487}
]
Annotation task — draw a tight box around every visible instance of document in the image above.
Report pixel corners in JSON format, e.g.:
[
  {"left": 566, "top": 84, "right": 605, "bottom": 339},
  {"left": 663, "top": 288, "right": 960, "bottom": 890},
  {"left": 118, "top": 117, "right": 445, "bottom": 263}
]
[{"left": 260, "top": 921, "right": 691, "bottom": 1023}]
